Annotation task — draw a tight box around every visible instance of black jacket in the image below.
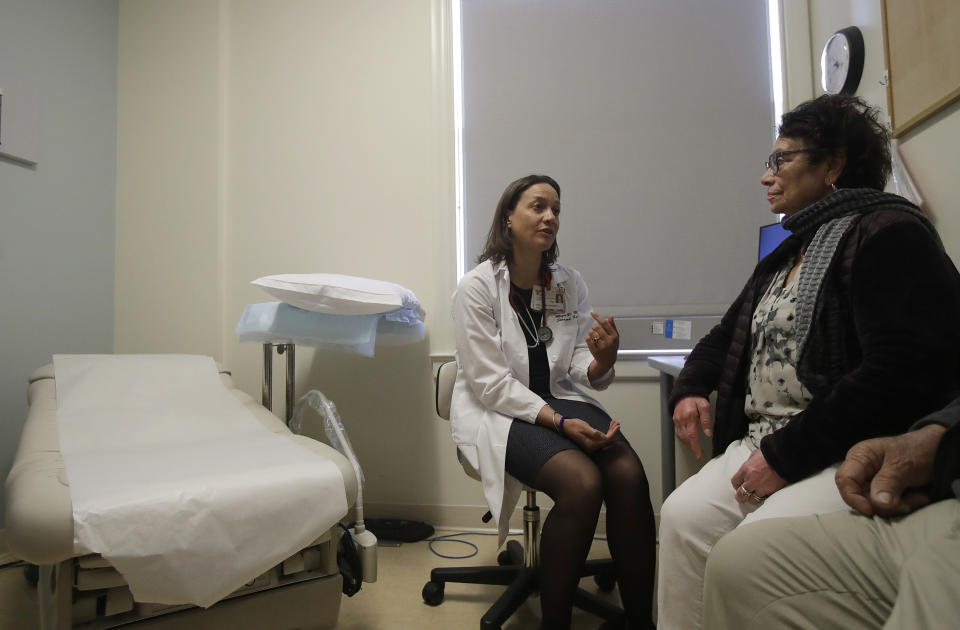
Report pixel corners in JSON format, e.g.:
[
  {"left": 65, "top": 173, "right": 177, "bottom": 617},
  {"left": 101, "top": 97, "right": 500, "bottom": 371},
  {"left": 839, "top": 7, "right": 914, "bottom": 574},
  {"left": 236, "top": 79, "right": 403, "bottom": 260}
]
[
  {"left": 914, "top": 397, "right": 960, "bottom": 501},
  {"left": 670, "top": 194, "right": 960, "bottom": 483}
]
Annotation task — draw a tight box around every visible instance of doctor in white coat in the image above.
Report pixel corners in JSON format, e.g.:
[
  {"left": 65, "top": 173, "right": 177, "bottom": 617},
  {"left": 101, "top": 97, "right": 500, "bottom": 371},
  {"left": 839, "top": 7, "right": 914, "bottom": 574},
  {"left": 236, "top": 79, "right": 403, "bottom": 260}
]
[{"left": 450, "top": 175, "right": 657, "bottom": 630}]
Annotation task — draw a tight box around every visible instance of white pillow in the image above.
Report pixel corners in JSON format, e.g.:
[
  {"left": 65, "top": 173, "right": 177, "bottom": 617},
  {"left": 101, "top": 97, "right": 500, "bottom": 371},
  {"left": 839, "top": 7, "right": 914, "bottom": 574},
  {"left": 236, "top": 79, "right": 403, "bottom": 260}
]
[{"left": 251, "top": 273, "right": 424, "bottom": 317}]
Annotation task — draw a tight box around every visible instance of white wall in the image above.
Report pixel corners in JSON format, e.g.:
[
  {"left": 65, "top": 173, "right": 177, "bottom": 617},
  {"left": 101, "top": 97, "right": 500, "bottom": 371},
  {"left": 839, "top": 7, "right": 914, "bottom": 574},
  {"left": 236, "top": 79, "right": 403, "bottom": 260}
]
[
  {"left": 0, "top": 0, "right": 117, "bottom": 527},
  {"left": 224, "top": 0, "right": 471, "bottom": 518},
  {"left": 114, "top": 0, "right": 223, "bottom": 358}
]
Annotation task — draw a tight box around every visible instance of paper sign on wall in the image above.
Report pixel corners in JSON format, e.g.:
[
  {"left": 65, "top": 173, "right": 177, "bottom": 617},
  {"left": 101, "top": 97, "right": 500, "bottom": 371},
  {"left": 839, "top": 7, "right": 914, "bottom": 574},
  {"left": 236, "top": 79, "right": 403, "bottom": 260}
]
[{"left": 664, "top": 319, "right": 692, "bottom": 340}]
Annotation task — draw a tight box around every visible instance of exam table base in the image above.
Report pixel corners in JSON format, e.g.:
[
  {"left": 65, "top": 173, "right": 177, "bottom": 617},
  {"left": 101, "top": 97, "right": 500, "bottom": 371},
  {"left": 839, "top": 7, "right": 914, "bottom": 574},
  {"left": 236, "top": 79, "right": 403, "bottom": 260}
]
[{"left": 37, "top": 533, "right": 344, "bottom": 630}]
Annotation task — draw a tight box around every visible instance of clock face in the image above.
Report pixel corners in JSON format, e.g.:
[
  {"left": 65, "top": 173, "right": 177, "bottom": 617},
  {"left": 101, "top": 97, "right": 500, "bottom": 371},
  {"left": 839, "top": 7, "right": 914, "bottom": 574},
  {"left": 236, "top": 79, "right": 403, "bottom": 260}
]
[
  {"left": 821, "top": 32, "right": 851, "bottom": 94},
  {"left": 820, "top": 26, "right": 864, "bottom": 95}
]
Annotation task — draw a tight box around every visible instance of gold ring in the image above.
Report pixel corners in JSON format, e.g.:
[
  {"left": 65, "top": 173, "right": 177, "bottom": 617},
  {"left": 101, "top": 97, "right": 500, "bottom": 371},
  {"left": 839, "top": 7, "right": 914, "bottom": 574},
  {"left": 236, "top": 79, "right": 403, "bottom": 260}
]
[
  {"left": 737, "top": 484, "right": 751, "bottom": 499},
  {"left": 593, "top": 335, "right": 601, "bottom": 343},
  {"left": 748, "top": 492, "right": 765, "bottom": 505}
]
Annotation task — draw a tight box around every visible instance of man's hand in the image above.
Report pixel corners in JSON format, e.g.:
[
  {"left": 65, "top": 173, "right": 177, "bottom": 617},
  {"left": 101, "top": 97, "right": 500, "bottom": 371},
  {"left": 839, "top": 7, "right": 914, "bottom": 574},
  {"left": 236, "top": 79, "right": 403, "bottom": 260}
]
[{"left": 835, "top": 424, "right": 947, "bottom": 517}]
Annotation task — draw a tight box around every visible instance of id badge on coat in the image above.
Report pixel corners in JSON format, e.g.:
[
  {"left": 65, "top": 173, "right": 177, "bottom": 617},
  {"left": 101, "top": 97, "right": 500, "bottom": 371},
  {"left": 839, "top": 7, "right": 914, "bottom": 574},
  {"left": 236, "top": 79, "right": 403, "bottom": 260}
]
[
  {"left": 544, "top": 283, "right": 566, "bottom": 313},
  {"left": 532, "top": 285, "right": 545, "bottom": 310}
]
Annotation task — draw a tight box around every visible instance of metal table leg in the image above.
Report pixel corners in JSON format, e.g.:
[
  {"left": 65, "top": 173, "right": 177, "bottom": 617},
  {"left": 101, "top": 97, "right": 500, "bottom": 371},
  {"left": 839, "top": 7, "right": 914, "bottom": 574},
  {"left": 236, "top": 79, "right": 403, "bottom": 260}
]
[
  {"left": 284, "top": 343, "right": 295, "bottom": 423},
  {"left": 659, "top": 372, "right": 676, "bottom": 502},
  {"left": 262, "top": 343, "right": 273, "bottom": 410},
  {"left": 261, "top": 342, "right": 296, "bottom": 423}
]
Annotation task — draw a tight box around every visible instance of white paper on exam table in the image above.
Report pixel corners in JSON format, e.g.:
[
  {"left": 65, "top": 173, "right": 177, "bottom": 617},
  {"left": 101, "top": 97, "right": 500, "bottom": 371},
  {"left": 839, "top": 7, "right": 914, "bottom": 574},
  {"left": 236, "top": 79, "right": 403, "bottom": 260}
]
[{"left": 52, "top": 354, "right": 348, "bottom": 608}]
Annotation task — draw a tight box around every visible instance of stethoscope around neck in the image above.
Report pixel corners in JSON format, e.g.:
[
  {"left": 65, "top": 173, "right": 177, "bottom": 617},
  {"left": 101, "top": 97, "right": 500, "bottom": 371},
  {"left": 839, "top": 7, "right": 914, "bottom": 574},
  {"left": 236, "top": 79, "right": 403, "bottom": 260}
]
[{"left": 508, "top": 272, "right": 554, "bottom": 349}]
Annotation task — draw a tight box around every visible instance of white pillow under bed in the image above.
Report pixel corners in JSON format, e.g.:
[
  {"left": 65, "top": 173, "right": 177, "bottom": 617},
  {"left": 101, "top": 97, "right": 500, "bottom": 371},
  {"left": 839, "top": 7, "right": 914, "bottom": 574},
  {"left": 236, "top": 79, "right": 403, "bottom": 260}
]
[{"left": 251, "top": 273, "right": 424, "bottom": 317}]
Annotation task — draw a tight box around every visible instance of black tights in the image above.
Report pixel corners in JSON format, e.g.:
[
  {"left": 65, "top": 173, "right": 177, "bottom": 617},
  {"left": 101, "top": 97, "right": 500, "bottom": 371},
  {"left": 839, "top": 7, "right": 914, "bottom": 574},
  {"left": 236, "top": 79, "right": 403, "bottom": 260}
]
[{"left": 532, "top": 443, "right": 656, "bottom": 630}]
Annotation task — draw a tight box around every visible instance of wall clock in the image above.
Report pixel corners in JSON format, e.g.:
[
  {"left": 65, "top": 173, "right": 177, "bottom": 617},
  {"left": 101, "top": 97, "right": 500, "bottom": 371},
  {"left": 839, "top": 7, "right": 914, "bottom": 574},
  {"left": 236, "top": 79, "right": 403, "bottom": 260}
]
[{"left": 821, "top": 26, "right": 865, "bottom": 95}]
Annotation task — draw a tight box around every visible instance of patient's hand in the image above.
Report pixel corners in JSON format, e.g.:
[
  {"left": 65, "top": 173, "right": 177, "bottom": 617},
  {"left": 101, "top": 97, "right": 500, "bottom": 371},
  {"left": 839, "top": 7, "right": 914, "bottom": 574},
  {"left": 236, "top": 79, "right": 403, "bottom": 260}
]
[
  {"left": 673, "top": 396, "right": 713, "bottom": 459},
  {"left": 730, "top": 448, "right": 787, "bottom": 504},
  {"left": 835, "top": 424, "right": 946, "bottom": 517},
  {"left": 564, "top": 418, "right": 621, "bottom": 452}
]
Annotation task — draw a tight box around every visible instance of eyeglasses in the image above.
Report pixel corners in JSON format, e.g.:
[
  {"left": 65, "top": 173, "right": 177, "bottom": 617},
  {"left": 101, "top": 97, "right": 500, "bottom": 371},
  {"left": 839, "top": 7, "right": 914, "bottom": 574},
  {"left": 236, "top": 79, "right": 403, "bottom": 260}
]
[{"left": 764, "top": 149, "right": 818, "bottom": 174}]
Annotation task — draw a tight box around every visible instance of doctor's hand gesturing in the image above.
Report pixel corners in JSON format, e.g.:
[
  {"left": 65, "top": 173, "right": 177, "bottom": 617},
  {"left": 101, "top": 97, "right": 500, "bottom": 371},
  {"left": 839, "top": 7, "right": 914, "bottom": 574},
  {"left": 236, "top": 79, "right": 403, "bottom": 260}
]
[{"left": 586, "top": 312, "right": 619, "bottom": 378}]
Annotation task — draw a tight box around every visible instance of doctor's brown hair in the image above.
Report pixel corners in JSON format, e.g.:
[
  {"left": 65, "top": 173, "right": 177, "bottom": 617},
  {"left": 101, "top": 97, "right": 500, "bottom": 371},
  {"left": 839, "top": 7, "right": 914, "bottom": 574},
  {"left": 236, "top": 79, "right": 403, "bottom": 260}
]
[{"left": 477, "top": 174, "right": 560, "bottom": 275}]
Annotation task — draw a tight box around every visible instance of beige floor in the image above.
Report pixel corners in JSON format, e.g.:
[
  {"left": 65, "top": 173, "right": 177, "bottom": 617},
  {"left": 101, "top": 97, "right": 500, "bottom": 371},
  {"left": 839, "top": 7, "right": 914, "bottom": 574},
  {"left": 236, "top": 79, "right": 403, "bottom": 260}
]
[{"left": 0, "top": 530, "right": 636, "bottom": 630}]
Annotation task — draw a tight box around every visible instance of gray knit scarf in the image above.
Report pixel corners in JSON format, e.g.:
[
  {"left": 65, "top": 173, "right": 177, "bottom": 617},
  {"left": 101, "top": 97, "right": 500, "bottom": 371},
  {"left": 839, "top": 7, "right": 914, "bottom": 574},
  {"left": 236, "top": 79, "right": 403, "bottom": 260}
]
[{"left": 780, "top": 188, "right": 936, "bottom": 365}]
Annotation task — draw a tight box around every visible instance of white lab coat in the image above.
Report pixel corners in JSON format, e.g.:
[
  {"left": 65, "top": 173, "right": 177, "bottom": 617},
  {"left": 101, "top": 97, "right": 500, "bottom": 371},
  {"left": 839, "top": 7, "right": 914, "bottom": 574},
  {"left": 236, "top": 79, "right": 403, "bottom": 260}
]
[{"left": 450, "top": 259, "right": 614, "bottom": 544}]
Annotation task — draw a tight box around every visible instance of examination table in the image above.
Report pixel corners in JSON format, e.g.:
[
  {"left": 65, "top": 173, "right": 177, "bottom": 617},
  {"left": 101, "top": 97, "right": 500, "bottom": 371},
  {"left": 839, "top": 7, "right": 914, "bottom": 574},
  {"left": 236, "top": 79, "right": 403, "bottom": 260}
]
[{"left": 4, "top": 362, "right": 359, "bottom": 630}]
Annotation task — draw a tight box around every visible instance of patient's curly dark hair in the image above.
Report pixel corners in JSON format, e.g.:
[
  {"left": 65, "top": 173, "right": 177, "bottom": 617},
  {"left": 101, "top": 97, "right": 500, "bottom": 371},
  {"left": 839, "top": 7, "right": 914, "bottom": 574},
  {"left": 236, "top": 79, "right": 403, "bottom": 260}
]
[{"left": 778, "top": 94, "right": 891, "bottom": 190}]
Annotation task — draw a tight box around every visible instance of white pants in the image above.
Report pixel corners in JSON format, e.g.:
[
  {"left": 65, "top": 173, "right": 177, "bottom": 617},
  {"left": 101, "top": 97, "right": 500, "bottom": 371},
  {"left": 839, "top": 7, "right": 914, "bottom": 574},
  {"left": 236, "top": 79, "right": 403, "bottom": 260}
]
[
  {"left": 656, "top": 439, "right": 849, "bottom": 630},
  {"left": 703, "top": 499, "right": 960, "bottom": 630}
]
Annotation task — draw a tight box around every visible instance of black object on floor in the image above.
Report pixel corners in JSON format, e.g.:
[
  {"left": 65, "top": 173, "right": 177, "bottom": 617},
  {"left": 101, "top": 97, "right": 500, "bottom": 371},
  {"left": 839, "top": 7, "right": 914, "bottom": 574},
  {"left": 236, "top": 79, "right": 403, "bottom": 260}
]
[
  {"left": 364, "top": 518, "right": 435, "bottom": 542},
  {"left": 24, "top": 564, "right": 39, "bottom": 587},
  {"left": 338, "top": 524, "right": 363, "bottom": 596}
]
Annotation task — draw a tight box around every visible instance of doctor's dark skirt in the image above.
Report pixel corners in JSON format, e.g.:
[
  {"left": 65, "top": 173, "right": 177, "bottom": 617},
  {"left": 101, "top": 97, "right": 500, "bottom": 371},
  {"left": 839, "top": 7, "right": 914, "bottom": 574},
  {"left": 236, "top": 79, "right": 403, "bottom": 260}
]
[{"left": 504, "top": 396, "right": 629, "bottom": 487}]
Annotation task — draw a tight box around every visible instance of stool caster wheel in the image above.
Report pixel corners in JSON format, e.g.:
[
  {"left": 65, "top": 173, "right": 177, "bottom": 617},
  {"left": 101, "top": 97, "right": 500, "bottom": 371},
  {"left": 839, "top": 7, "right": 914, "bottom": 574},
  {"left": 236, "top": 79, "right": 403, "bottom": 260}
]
[
  {"left": 422, "top": 580, "right": 445, "bottom": 606},
  {"left": 499, "top": 539, "right": 523, "bottom": 566},
  {"left": 594, "top": 571, "right": 617, "bottom": 592}
]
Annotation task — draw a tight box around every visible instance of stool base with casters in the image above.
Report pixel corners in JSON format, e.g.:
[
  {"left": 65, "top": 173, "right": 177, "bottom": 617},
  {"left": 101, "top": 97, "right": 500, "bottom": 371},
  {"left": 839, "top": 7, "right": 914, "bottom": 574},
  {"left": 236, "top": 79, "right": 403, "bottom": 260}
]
[{"left": 421, "top": 490, "right": 623, "bottom": 630}]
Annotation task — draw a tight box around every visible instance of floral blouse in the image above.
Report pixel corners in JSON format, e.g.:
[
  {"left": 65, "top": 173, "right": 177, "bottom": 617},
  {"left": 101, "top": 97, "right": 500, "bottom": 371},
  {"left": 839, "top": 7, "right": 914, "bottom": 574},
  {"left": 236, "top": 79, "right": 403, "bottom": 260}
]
[{"left": 743, "top": 260, "right": 813, "bottom": 449}]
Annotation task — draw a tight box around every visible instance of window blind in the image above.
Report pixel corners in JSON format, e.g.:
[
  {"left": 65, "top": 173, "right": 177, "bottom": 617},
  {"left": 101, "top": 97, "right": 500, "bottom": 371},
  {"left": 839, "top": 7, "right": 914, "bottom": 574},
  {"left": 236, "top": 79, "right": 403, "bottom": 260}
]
[{"left": 461, "top": 0, "right": 775, "bottom": 318}]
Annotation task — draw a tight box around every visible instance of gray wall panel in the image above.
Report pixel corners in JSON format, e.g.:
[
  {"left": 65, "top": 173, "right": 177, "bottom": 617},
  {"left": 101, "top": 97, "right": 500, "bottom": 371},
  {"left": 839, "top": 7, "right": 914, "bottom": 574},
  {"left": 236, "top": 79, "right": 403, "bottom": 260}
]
[{"left": 0, "top": 0, "right": 118, "bottom": 526}]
